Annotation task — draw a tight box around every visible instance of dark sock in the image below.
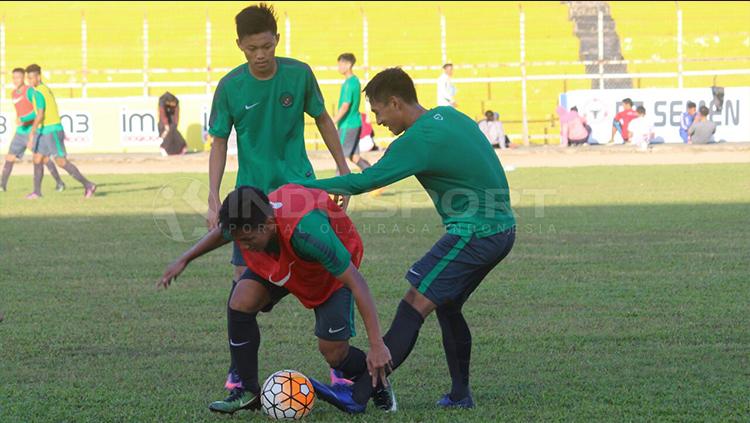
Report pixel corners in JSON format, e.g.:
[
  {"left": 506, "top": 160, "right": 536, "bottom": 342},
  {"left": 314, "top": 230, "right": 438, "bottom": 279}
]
[
  {"left": 436, "top": 303, "right": 472, "bottom": 400},
  {"left": 333, "top": 346, "right": 367, "bottom": 381},
  {"left": 62, "top": 162, "right": 91, "bottom": 188},
  {"left": 33, "top": 163, "right": 43, "bottom": 195},
  {"left": 352, "top": 300, "right": 424, "bottom": 404},
  {"left": 45, "top": 161, "right": 64, "bottom": 186},
  {"left": 1, "top": 161, "right": 13, "bottom": 189},
  {"left": 227, "top": 280, "right": 238, "bottom": 375},
  {"left": 228, "top": 308, "right": 261, "bottom": 394},
  {"left": 356, "top": 158, "right": 371, "bottom": 171}
]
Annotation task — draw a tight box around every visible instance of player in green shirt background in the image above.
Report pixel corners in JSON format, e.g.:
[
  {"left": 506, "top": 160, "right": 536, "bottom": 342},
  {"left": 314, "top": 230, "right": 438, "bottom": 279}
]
[
  {"left": 332, "top": 53, "right": 372, "bottom": 172},
  {"left": 203, "top": 2, "right": 351, "bottom": 405},
  {"left": 299, "top": 68, "right": 516, "bottom": 412}
]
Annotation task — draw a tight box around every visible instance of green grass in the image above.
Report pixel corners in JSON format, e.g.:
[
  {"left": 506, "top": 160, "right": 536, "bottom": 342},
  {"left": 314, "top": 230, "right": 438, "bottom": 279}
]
[{"left": 1, "top": 164, "right": 749, "bottom": 422}]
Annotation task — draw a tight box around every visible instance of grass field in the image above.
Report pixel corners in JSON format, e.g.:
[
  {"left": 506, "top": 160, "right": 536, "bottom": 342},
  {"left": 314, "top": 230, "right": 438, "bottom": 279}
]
[{"left": 1, "top": 163, "right": 749, "bottom": 422}]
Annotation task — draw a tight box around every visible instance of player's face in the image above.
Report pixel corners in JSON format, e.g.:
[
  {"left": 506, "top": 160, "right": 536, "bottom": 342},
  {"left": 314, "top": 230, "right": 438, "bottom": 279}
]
[
  {"left": 337, "top": 60, "right": 351, "bottom": 75},
  {"left": 12, "top": 72, "right": 24, "bottom": 88},
  {"left": 237, "top": 32, "right": 279, "bottom": 75},
  {"left": 27, "top": 72, "right": 40, "bottom": 87},
  {"left": 232, "top": 220, "right": 277, "bottom": 252},
  {"left": 444, "top": 66, "right": 453, "bottom": 77},
  {"left": 369, "top": 98, "right": 405, "bottom": 135}
]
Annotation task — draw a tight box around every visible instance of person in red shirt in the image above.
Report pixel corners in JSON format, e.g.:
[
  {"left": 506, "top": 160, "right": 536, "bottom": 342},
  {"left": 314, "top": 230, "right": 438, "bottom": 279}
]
[
  {"left": 158, "top": 184, "right": 391, "bottom": 415},
  {"left": 610, "top": 98, "right": 639, "bottom": 144},
  {"left": 1, "top": 67, "right": 64, "bottom": 192}
]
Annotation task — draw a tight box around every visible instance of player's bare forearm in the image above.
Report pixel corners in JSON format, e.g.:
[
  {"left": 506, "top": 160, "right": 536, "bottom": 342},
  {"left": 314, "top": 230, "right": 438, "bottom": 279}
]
[
  {"left": 338, "top": 264, "right": 384, "bottom": 347},
  {"left": 332, "top": 102, "right": 350, "bottom": 125},
  {"left": 208, "top": 136, "right": 228, "bottom": 228},
  {"left": 28, "top": 110, "right": 44, "bottom": 143},
  {"left": 315, "top": 111, "right": 350, "bottom": 176},
  {"left": 182, "top": 227, "right": 230, "bottom": 264}
]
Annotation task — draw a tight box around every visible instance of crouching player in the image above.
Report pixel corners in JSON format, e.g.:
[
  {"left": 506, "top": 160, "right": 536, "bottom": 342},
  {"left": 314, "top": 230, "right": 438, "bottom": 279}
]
[{"left": 158, "top": 184, "right": 392, "bottom": 414}]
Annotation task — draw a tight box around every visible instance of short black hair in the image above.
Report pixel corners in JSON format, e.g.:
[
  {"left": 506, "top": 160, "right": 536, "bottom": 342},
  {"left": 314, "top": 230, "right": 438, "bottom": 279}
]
[
  {"left": 485, "top": 110, "right": 494, "bottom": 119},
  {"left": 636, "top": 106, "right": 646, "bottom": 114},
  {"left": 12, "top": 67, "right": 25, "bottom": 74},
  {"left": 622, "top": 98, "right": 633, "bottom": 106},
  {"left": 235, "top": 3, "right": 277, "bottom": 40},
  {"left": 26, "top": 64, "right": 41, "bottom": 74},
  {"left": 442, "top": 63, "right": 453, "bottom": 69},
  {"left": 570, "top": 106, "right": 578, "bottom": 112},
  {"left": 699, "top": 105, "right": 710, "bottom": 116},
  {"left": 338, "top": 53, "right": 356, "bottom": 65},
  {"left": 219, "top": 186, "right": 273, "bottom": 232},
  {"left": 687, "top": 101, "right": 696, "bottom": 109},
  {"left": 363, "top": 67, "right": 418, "bottom": 105}
]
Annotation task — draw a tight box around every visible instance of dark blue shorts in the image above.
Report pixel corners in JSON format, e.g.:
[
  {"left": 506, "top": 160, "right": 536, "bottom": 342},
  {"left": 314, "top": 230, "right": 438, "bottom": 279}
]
[
  {"left": 239, "top": 268, "right": 355, "bottom": 341},
  {"left": 231, "top": 242, "right": 245, "bottom": 266},
  {"left": 405, "top": 227, "right": 515, "bottom": 307}
]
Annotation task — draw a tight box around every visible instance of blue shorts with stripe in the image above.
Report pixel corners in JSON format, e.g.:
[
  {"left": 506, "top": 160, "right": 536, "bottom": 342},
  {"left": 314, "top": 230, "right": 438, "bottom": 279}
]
[
  {"left": 405, "top": 227, "right": 515, "bottom": 307},
  {"left": 33, "top": 130, "right": 67, "bottom": 158}
]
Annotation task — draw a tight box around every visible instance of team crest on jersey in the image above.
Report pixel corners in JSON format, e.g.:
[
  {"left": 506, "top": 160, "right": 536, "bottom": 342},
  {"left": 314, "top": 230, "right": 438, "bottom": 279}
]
[{"left": 279, "top": 92, "right": 294, "bottom": 108}]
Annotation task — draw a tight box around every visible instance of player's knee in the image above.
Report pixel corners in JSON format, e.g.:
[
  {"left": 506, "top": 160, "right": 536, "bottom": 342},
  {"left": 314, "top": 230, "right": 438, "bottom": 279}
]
[
  {"left": 403, "top": 287, "right": 437, "bottom": 318},
  {"left": 318, "top": 341, "right": 349, "bottom": 367},
  {"left": 5, "top": 155, "right": 16, "bottom": 163},
  {"left": 350, "top": 154, "right": 360, "bottom": 163},
  {"left": 54, "top": 157, "right": 67, "bottom": 167}
]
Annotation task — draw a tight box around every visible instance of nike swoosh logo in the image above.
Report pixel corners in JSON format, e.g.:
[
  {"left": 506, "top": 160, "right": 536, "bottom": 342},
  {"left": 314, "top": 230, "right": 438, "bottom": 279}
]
[
  {"left": 408, "top": 268, "right": 422, "bottom": 277},
  {"left": 268, "top": 262, "right": 295, "bottom": 286},
  {"left": 229, "top": 339, "right": 250, "bottom": 347},
  {"left": 245, "top": 102, "right": 260, "bottom": 110},
  {"left": 328, "top": 326, "right": 346, "bottom": 334}
]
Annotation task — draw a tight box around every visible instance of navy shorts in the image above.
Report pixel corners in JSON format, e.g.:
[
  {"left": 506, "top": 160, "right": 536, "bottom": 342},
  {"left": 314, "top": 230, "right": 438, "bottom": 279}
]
[
  {"left": 231, "top": 242, "right": 245, "bottom": 266},
  {"left": 405, "top": 227, "right": 515, "bottom": 307},
  {"left": 239, "top": 268, "right": 355, "bottom": 341}
]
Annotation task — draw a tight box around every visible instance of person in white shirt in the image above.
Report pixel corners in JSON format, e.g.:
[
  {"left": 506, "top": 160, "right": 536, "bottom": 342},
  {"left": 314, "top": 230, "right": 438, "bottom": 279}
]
[
  {"left": 627, "top": 106, "right": 654, "bottom": 151},
  {"left": 436, "top": 63, "right": 456, "bottom": 107},
  {"left": 478, "top": 110, "right": 506, "bottom": 149}
]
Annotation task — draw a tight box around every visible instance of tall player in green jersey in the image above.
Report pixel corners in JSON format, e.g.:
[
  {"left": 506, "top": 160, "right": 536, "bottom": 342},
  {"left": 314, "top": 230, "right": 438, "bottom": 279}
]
[
  {"left": 203, "top": 2, "right": 351, "bottom": 409},
  {"left": 297, "top": 68, "right": 516, "bottom": 412}
]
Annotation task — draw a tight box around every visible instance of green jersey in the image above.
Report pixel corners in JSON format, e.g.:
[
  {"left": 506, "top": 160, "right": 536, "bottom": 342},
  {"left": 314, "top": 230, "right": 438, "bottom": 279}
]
[
  {"left": 223, "top": 210, "right": 351, "bottom": 276},
  {"left": 337, "top": 75, "right": 361, "bottom": 130},
  {"left": 208, "top": 58, "right": 326, "bottom": 192},
  {"left": 298, "top": 106, "right": 516, "bottom": 237}
]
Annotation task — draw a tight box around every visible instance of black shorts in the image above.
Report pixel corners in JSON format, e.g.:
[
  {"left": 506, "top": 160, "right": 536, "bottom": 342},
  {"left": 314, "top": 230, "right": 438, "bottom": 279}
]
[
  {"left": 405, "top": 228, "right": 515, "bottom": 307},
  {"left": 239, "top": 268, "right": 355, "bottom": 341},
  {"left": 338, "top": 127, "right": 362, "bottom": 159}
]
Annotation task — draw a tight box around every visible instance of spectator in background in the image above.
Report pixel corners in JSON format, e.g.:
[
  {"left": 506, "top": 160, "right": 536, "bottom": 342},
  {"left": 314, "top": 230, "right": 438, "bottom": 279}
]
[
  {"left": 357, "top": 112, "right": 378, "bottom": 153},
  {"left": 627, "top": 106, "right": 654, "bottom": 152},
  {"left": 688, "top": 106, "right": 717, "bottom": 144},
  {"left": 437, "top": 63, "right": 457, "bottom": 108},
  {"left": 478, "top": 110, "right": 506, "bottom": 149},
  {"left": 610, "top": 97, "right": 639, "bottom": 144},
  {"left": 559, "top": 106, "right": 591, "bottom": 147},
  {"left": 679, "top": 101, "right": 697, "bottom": 144},
  {"left": 158, "top": 92, "right": 187, "bottom": 156}
]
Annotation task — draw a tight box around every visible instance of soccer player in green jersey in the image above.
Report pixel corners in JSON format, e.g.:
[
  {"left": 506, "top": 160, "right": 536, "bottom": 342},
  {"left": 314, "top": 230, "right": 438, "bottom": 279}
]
[
  {"left": 25, "top": 64, "right": 96, "bottom": 199},
  {"left": 1, "top": 67, "right": 64, "bottom": 193},
  {"left": 332, "top": 53, "right": 372, "bottom": 172},
  {"left": 298, "top": 68, "right": 516, "bottom": 412},
  {"left": 203, "top": 2, "right": 351, "bottom": 406}
]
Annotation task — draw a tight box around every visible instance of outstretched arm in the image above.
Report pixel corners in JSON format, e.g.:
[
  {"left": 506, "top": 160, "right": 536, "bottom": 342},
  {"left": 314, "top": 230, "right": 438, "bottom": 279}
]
[
  {"left": 337, "top": 263, "right": 392, "bottom": 387},
  {"left": 157, "top": 227, "right": 230, "bottom": 289}
]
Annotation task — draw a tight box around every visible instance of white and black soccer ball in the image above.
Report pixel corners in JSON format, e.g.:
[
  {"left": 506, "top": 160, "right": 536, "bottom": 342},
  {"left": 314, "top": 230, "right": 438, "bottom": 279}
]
[{"left": 261, "top": 369, "right": 315, "bottom": 420}]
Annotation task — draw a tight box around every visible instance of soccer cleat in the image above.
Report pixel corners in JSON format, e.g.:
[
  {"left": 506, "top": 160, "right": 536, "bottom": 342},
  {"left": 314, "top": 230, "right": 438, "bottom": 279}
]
[
  {"left": 309, "top": 377, "right": 366, "bottom": 414},
  {"left": 330, "top": 368, "right": 354, "bottom": 386},
  {"left": 0, "top": 186, "right": 6, "bottom": 192},
  {"left": 372, "top": 378, "right": 397, "bottom": 412},
  {"left": 84, "top": 184, "right": 97, "bottom": 198},
  {"left": 225, "top": 368, "right": 244, "bottom": 391},
  {"left": 56, "top": 182, "right": 66, "bottom": 192},
  {"left": 208, "top": 388, "right": 260, "bottom": 414},
  {"left": 25, "top": 192, "right": 41, "bottom": 200},
  {"left": 436, "top": 393, "right": 475, "bottom": 409}
]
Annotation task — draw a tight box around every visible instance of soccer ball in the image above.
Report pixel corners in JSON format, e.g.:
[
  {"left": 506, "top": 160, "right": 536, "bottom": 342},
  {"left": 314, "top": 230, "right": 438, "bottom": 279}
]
[{"left": 261, "top": 370, "right": 315, "bottom": 420}]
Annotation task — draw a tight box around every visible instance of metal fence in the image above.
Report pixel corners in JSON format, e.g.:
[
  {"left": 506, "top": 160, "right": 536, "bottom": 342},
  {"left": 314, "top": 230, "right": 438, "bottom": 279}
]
[{"left": 1, "top": 3, "right": 748, "bottom": 145}]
